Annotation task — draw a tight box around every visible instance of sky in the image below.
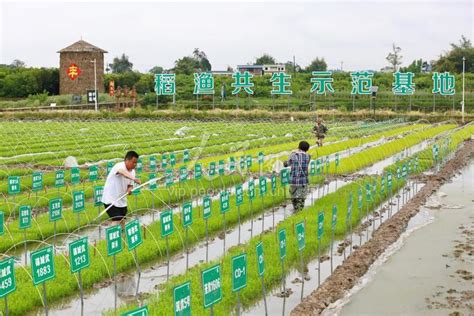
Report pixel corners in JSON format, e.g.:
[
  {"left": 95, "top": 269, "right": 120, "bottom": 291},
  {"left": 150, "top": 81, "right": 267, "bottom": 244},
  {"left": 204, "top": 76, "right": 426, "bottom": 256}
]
[{"left": 0, "top": 0, "right": 472, "bottom": 72}]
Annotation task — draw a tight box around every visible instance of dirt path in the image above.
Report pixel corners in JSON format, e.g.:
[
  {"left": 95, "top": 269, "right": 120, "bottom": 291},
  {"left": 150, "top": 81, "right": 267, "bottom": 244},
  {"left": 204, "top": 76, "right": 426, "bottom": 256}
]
[{"left": 291, "top": 139, "right": 474, "bottom": 315}]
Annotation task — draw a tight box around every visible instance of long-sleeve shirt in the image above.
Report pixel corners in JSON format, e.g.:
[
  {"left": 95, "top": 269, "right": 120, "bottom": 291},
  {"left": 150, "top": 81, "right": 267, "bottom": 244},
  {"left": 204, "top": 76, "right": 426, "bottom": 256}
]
[{"left": 287, "top": 151, "right": 311, "bottom": 186}]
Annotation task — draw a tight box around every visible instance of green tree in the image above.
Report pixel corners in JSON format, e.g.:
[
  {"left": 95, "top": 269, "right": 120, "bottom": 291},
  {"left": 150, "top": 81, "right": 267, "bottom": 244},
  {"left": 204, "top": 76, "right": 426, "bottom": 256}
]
[
  {"left": 305, "top": 57, "right": 327, "bottom": 72},
  {"left": 110, "top": 54, "right": 133, "bottom": 73},
  {"left": 255, "top": 54, "right": 276, "bottom": 65},
  {"left": 149, "top": 66, "right": 164, "bottom": 74},
  {"left": 386, "top": 43, "right": 402, "bottom": 72},
  {"left": 400, "top": 59, "right": 423, "bottom": 73},
  {"left": 10, "top": 59, "right": 26, "bottom": 68},
  {"left": 193, "top": 48, "right": 212, "bottom": 71},
  {"left": 434, "top": 35, "right": 474, "bottom": 73},
  {"left": 173, "top": 56, "right": 200, "bottom": 75}
]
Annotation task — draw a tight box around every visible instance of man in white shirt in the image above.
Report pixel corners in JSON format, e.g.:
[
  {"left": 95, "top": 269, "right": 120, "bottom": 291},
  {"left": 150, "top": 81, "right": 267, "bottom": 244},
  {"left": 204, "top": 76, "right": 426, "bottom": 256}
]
[{"left": 102, "top": 151, "right": 141, "bottom": 227}]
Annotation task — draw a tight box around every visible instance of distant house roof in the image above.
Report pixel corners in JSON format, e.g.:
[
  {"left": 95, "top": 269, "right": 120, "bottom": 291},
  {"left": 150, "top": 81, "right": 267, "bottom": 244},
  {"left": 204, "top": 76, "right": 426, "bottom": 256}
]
[
  {"left": 237, "top": 65, "right": 263, "bottom": 69},
  {"left": 57, "top": 40, "right": 108, "bottom": 53}
]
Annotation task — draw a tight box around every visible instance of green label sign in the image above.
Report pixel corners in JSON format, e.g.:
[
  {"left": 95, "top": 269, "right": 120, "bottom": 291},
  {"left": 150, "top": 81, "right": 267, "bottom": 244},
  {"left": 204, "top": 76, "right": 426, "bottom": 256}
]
[
  {"left": 89, "top": 165, "right": 99, "bottom": 182},
  {"left": 7, "top": 176, "right": 20, "bottom": 195},
  {"left": 106, "top": 225, "right": 123, "bottom": 256},
  {"left": 201, "top": 264, "right": 222, "bottom": 308},
  {"left": 256, "top": 241, "right": 264, "bottom": 277},
  {"left": 136, "top": 158, "right": 143, "bottom": 173},
  {"left": 173, "top": 281, "right": 191, "bottom": 316},
  {"left": 161, "top": 210, "right": 174, "bottom": 237},
  {"left": 246, "top": 155, "right": 252, "bottom": 168},
  {"left": 94, "top": 186, "right": 104, "bottom": 207},
  {"left": 125, "top": 219, "right": 143, "bottom": 251},
  {"left": 132, "top": 176, "right": 141, "bottom": 196},
  {"left": 335, "top": 153, "right": 340, "bottom": 166},
  {"left": 281, "top": 168, "right": 289, "bottom": 186},
  {"left": 220, "top": 191, "right": 229, "bottom": 213},
  {"left": 235, "top": 185, "right": 244, "bottom": 206},
  {"left": 0, "top": 258, "right": 16, "bottom": 298},
  {"left": 166, "top": 169, "right": 174, "bottom": 187},
  {"left": 149, "top": 156, "right": 157, "bottom": 172},
  {"left": 148, "top": 173, "right": 157, "bottom": 191},
  {"left": 365, "top": 183, "right": 372, "bottom": 201},
  {"left": 239, "top": 157, "right": 245, "bottom": 170},
  {"left": 203, "top": 196, "right": 212, "bottom": 219},
  {"left": 295, "top": 221, "right": 305, "bottom": 251},
  {"left": 182, "top": 202, "right": 193, "bottom": 227},
  {"left": 32, "top": 172, "right": 43, "bottom": 192},
  {"left": 183, "top": 150, "right": 190, "bottom": 163},
  {"left": 170, "top": 153, "right": 176, "bottom": 166},
  {"left": 69, "top": 237, "right": 90, "bottom": 273},
  {"left": 248, "top": 180, "right": 255, "bottom": 201},
  {"left": 162, "top": 154, "right": 168, "bottom": 168},
  {"left": 209, "top": 162, "right": 216, "bottom": 176},
  {"left": 71, "top": 167, "right": 80, "bottom": 185},
  {"left": 258, "top": 152, "right": 264, "bottom": 164},
  {"left": 19, "top": 205, "right": 32, "bottom": 229},
  {"left": 55, "top": 170, "right": 65, "bottom": 188},
  {"left": 218, "top": 160, "right": 225, "bottom": 175},
  {"left": 278, "top": 229, "right": 287, "bottom": 259},
  {"left": 73, "top": 190, "right": 85, "bottom": 213},
  {"left": 317, "top": 212, "right": 325, "bottom": 240},
  {"left": 309, "top": 160, "right": 316, "bottom": 176},
  {"left": 387, "top": 172, "right": 393, "bottom": 188},
  {"left": 229, "top": 157, "right": 236, "bottom": 171},
  {"left": 259, "top": 176, "right": 267, "bottom": 196},
  {"left": 271, "top": 173, "right": 277, "bottom": 193},
  {"left": 122, "top": 306, "right": 148, "bottom": 316},
  {"left": 31, "top": 246, "right": 55, "bottom": 285},
  {"left": 49, "top": 198, "right": 62, "bottom": 222},
  {"left": 316, "top": 159, "right": 322, "bottom": 175},
  {"left": 232, "top": 253, "right": 247, "bottom": 292},
  {"left": 179, "top": 167, "right": 188, "bottom": 182},
  {"left": 194, "top": 164, "right": 202, "bottom": 180}
]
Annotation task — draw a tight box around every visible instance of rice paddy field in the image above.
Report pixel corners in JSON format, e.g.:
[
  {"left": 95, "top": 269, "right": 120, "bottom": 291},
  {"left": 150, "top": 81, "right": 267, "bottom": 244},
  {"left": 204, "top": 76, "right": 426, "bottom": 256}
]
[{"left": 0, "top": 118, "right": 473, "bottom": 316}]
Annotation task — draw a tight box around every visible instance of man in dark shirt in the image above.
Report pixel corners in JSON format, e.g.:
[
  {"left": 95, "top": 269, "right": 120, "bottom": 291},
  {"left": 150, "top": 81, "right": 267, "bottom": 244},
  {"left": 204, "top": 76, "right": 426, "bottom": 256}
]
[
  {"left": 284, "top": 141, "right": 311, "bottom": 212},
  {"left": 313, "top": 118, "right": 328, "bottom": 147}
]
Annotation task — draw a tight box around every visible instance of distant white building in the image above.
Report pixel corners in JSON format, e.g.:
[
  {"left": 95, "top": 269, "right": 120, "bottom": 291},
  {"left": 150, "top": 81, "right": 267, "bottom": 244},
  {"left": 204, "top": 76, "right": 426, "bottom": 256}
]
[
  {"left": 236, "top": 64, "right": 286, "bottom": 76},
  {"left": 262, "top": 64, "right": 286, "bottom": 75}
]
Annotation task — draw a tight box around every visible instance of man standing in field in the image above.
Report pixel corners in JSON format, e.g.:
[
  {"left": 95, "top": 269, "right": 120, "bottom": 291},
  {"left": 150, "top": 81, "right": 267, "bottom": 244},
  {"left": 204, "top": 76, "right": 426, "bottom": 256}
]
[
  {"left": 102, "top": 151, "right": 141, "bottom": 228},
  {"left": 313, "top": 118, "right": 328, "bottom": 147},
  {"left": 284, "top": 141, "right": 311, "bottom": 213}
]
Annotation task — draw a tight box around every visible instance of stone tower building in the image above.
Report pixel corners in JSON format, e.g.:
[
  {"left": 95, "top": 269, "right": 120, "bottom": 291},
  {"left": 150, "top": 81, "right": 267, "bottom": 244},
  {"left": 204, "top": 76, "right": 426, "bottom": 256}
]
[{"left": 58, "top": 40, "right": 107, "bottom": 95}]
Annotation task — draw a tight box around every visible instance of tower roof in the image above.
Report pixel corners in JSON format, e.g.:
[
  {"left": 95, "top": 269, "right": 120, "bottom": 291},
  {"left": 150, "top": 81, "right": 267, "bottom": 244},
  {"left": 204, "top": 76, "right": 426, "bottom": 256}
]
[{"left": 58, "top": 40, "right": 107, "bottom": 53}]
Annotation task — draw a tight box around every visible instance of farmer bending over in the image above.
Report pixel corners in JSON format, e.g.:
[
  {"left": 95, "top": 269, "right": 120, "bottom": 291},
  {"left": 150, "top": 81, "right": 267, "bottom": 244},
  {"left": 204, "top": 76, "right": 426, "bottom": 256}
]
[
  {"left": 313, "top": 118, "right": 328, "bottom": 147},
  {"left": 284, "top": 141, "right": 311, "bottom": 213},
  {"left": 102, "top": 151, "right": 141, "bottom": 229}
]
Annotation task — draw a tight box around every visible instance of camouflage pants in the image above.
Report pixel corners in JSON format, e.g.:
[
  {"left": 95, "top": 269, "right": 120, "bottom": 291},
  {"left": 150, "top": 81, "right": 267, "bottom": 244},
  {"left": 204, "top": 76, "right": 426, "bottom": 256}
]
[{"left": 290, "top": 185, "right": 308, "bottom": 212}]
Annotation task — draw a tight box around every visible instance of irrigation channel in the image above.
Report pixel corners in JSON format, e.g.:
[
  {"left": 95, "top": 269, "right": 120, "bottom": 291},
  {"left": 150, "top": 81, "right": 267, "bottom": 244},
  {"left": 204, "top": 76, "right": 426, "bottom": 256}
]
[
  {"left": 327, "top": 157, "right": 473, "bottom": 315},
  {"left": 0, "top": 121, "right": 466, "bottom": 316},
  {"left": 43, "top": 125, "right": 454, "bottom": 315}
]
